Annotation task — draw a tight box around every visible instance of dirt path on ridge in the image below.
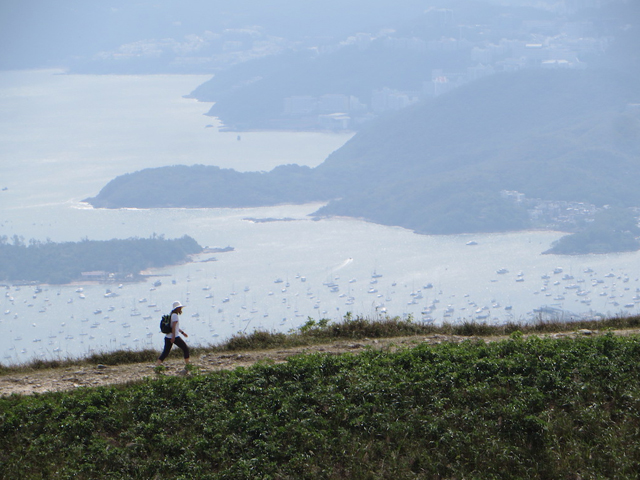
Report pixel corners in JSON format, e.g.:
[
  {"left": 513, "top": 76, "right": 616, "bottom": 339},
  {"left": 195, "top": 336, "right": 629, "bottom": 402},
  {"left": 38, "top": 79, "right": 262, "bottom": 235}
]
[{"left": 3, "top": 328, "right": 640, "bottom": 397}]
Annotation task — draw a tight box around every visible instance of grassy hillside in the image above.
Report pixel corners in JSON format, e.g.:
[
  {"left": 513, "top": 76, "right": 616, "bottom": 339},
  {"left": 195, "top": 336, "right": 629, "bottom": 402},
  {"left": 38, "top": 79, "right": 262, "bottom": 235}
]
[{"left": 2, "top": 326, "right": 640, "bottom": 479}]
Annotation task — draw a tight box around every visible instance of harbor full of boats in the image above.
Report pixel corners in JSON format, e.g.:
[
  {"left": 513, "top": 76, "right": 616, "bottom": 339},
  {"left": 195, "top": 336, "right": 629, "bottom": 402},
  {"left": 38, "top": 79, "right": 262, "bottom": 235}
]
[{"left": 3, "top": 220, "right": 640, "bottom": 365}]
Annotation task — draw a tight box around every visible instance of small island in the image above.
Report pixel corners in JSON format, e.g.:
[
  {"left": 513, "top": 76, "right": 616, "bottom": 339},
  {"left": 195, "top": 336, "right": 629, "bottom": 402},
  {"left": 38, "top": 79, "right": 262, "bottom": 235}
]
[{"left": 0, "top": 235, "right": 204, "bottom": 285}]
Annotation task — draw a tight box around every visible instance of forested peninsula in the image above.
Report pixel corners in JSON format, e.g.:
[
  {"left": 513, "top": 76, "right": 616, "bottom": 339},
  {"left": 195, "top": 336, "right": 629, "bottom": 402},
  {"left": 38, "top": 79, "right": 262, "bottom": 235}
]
[
  {"left": 0, "top": 235, "right": 202, "bottom": 285},
  {"left": 86, "top": 68, "right": 640, "bottom": 253}
]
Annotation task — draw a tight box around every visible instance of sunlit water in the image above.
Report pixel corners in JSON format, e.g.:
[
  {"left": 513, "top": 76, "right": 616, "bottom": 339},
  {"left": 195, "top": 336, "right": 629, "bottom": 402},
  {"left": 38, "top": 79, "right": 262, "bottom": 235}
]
[{"left": 1, "top": 70, "right": 639, "bottom": 365}]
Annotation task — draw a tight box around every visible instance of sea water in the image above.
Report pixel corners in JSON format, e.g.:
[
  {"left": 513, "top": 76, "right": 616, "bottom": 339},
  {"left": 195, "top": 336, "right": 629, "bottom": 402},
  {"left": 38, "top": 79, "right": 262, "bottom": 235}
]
[{"left": 1, "top": 70, "right": 639, "bottom": 365}]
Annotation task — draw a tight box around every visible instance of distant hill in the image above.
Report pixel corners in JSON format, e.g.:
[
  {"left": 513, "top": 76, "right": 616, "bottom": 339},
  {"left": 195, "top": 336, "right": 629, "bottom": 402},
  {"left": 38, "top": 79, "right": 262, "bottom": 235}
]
[
  {"left": 186, "top": 1, "right": 640, "bottom": 132},
  {"left": 312, "top": 68, "right": 640, "bottom": 233},
  {"left": 187, "top": 0, "right": 556, "bottom": 131},
  {"left": 87, "top": 68, "right": 640, "bottom": 238}
]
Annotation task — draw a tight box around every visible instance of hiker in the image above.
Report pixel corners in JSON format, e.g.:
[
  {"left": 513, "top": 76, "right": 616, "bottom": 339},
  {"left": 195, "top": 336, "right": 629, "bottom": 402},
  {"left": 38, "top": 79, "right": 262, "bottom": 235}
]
[{"left": 157, "top": 301, "right": 190, "bottom": 366}]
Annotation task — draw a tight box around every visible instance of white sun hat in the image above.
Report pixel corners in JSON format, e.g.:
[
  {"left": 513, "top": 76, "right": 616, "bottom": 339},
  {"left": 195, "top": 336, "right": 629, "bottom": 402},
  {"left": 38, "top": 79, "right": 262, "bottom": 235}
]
[{"left": 172, "top": 301, "right": 184, "bottom": 310}]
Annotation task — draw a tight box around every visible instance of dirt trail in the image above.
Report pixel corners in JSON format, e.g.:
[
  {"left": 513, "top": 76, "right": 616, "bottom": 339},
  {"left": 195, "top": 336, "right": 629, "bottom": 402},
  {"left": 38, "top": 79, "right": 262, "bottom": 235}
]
[{"left": 3, "top": 328, "right": 639, "bottom": 397}]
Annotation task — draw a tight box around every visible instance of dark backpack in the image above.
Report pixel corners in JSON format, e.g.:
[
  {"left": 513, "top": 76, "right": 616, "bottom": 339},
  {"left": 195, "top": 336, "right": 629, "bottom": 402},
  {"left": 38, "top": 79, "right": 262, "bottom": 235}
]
[{"left": 160, "top": 314, "right": 172, "bottom": 334}]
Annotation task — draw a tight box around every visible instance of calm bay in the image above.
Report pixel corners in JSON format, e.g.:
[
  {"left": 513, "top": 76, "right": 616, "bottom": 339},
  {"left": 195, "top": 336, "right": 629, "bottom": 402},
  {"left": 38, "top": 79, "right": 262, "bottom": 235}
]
[{"left": 1, "top": 70, "right": 638, "bottom": 365}]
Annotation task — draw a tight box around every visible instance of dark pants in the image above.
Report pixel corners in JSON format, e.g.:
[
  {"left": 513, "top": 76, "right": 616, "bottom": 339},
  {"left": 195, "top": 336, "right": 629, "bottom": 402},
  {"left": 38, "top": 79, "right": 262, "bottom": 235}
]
[{"left": 158, "top": 336, "right": 190, "bottom": 361}]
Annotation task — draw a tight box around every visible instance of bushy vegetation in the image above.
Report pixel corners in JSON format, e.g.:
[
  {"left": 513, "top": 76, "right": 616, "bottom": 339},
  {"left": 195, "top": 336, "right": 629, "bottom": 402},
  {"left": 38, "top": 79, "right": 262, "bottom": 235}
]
[
  {"left": 0, "top": 234, "right": 202, "bottom": 284},
  {"left": 2, "top": 329, "right": 640, "bottom": 479},
  {"left": 220, "top": 314, "right": 435, "bottom": 351},
  {"left": 215, "top": 313, "right": 640, "bottom": 352}
]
